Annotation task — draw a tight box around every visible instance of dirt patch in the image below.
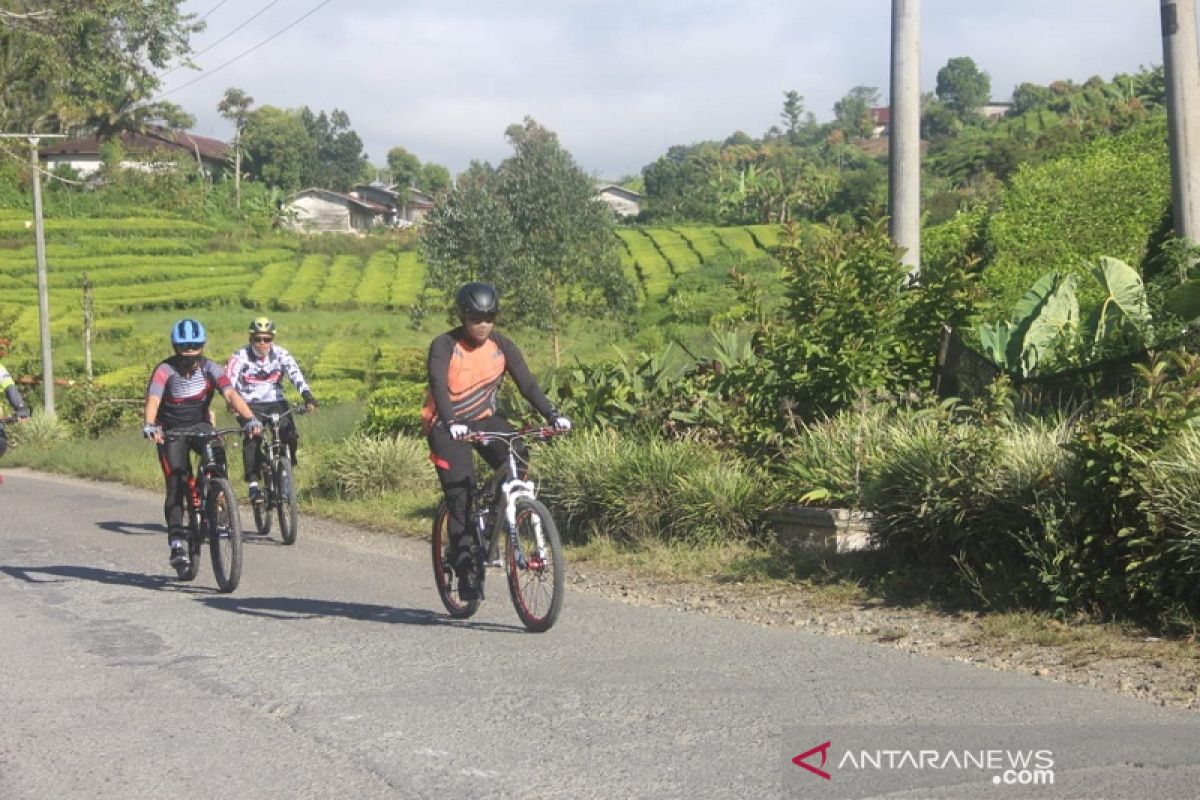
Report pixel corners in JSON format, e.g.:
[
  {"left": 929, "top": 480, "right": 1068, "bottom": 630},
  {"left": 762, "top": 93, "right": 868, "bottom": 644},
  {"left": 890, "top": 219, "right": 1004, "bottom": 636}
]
[{"left": 568, "top": 564, "right": 1200, "bottom": 711}]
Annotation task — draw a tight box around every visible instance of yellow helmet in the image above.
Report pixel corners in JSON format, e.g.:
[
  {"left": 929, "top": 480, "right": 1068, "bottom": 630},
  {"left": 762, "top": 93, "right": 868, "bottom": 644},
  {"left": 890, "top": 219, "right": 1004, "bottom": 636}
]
[{"left": 249, "top": 316, "right": 275, "bottom": 336}]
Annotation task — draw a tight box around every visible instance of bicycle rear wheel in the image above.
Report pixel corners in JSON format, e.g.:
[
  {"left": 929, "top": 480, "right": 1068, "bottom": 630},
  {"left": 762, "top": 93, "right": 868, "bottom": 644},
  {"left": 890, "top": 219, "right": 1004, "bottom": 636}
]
[
  {"left": 275, "top": 459, "right": 298, "bottom": 545},
  {"left": 506, "top": 497, "right": 564, "bottom": 632},
  {"left": 207, "top": 478, "right": 243, "bottom": 593},
  {"left": 431, "top": 501, "right": 480, "bottom": 618}
]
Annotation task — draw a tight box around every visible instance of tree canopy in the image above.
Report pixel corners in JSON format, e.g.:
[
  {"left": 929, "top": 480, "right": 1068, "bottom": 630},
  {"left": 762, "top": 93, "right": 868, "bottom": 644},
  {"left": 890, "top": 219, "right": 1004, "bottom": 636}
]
[
  {"left": 421, "top": 118, "right": 634, "bottom": 362},
  {"left": 0, "top": 1, "right": 201, "bottom": 132}
]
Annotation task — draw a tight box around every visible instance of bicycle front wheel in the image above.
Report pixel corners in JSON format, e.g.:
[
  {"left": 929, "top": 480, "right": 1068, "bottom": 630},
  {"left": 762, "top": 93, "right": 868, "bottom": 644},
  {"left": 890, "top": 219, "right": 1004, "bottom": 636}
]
[
  {"left": 252, "top": 469, "right": 272, "bottom": 537},
  {"left": 174, "top": 502, "right": 201, "bottom": 582},
  {"left": 275, "top": 459, "right": 298, "bottom": 545},
  {"left": 431, "top": 501, "right": 479, "bottom": 619},
  {"left": 506, "top": 497, "right": 564, "bottom": 632},
  {"left": 206, "top": 478, "right": 243, "bottom": 593}
]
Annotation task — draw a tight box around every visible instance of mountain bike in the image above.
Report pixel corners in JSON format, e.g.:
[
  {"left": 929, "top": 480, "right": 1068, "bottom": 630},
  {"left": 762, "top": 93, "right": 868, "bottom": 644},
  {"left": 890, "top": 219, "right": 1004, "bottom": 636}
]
[
  {"left": 161, "top": 427, "right": 245, "bottom": 592},
  {"left": 249, "top": 406, "right": 307, "bottom": 544},
  {"left": 431, "top": 426, "right": 567, "bottom": 633}
]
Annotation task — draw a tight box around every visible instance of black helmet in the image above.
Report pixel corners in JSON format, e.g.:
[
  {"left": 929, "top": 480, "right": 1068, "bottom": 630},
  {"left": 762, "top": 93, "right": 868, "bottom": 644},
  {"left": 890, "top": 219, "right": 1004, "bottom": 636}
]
[{"left": 455, "top": 282, "right": 499, "bottom": 318}]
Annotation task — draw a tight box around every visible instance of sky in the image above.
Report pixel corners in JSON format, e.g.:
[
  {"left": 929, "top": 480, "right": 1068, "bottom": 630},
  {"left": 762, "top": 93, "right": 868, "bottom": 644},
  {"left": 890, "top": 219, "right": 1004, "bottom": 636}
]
[{"left": 157, "top": 1, "right": 1191, "bottom": 181}]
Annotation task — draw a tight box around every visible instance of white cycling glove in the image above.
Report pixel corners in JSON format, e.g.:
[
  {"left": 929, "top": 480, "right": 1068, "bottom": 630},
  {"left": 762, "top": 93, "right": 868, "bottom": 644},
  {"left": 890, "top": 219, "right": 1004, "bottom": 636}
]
[
  {"left": 243, "top": 418, "right": 263, "bottom": 437},
  {"left": 142, "top": 423, "right": 161, "bottom": 440},
  {"left": 553, "top": 416, "right": 572, "bottom": 432},
  {"left": 449, "top": 423, "right": 469, "bottom": 441}
]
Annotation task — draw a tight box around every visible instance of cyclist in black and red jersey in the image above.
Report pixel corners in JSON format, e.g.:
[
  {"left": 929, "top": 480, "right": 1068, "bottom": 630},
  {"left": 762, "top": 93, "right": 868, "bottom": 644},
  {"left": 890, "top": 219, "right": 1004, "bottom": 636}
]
[
  {"left": 143, "top": 318, "right": 262, "bottom": 569},
  {"left": 422, "top": 282, "right": 571, "bottom": 600}
]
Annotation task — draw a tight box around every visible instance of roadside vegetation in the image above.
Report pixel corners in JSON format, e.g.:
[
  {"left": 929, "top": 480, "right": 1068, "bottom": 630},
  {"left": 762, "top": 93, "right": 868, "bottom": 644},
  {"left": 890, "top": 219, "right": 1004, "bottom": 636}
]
[{"left": 2, "top": 17, "right": 1200, "bottom": 644}]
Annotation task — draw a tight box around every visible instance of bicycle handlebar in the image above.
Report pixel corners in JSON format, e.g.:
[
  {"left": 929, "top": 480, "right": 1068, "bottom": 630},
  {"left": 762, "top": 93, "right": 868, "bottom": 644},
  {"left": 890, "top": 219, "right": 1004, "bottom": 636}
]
[
  {"left": 462, "top": 425, "right": 568, "bottom": 445},
  {"left": 161, "top": 426, "right": 245, "bottom": 441},
  {"left": 254, "top": 406, "right": 308, "bottom": 425}
]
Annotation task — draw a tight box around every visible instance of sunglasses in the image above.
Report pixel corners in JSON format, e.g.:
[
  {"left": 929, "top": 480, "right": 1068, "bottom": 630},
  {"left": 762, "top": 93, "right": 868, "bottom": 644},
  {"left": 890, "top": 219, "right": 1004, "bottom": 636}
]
[
  {"left": 465, "top": 312, "right": 496, "bottom": 324},
  {"left": 252, "top": 336, "right": 274, "bottom": 343}
]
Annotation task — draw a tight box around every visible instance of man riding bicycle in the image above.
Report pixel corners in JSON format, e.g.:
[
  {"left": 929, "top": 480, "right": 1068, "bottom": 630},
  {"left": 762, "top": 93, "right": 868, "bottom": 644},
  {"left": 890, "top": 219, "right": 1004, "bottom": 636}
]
[
  {"left": 224, "top": 316, "right": 317, "bottom": 506},
  {"left": 422, "top": 282, "right": 570, "bottom": 600},
  {"left": 0, "top": 360, "right": 31, "bottom": 458},
  {"left": 143, "top": 319, "right": 262, "bottom": 569}
]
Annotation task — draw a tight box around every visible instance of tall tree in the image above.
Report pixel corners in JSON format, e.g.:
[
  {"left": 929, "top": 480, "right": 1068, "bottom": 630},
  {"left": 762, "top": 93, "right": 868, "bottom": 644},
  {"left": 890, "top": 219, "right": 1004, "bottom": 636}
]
[
  {"left": 301, "top": 108, "right": 368, "bottom": 191},
  {"left": 386, "top": 145, "right": 421, "bottom": 189},
  {"left": 218, "top": 87, "right": 253, "bottom": 207},
  {"left": 0, "top": 1, "right": 202, "bottom": 132},
  {"left": 418, "top": 162, "right": 451, "bottom": 194},
  {"left": 833, "top": 85, "right": 881, "bottom": 139},
  {"left": 420, "top": 161, "right": 522, "bottom": 304},
  {"left": 496, "top": 117, "right": 634, "bottom": 363},
  {"left": 935, "top": 56, "right": 991, "bottom": 120},
  {"left": 422, "top": 119, "right": 635, "bottom": 363},
  {"left": 240, "top": 106, "right": 314, "bottom": 191}
]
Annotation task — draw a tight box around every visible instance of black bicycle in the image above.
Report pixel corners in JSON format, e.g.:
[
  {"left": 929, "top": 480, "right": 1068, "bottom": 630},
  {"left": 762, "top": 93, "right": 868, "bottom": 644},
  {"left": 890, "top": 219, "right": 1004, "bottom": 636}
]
[
  {"left": 431, "top": 426, "right": 567, "bottom": 632},
  {"left": 161, "top": 427, "right": 244, "bottom": 592},
  {"left": 249, "top": 406, "right": 307, "bottom": 544}
]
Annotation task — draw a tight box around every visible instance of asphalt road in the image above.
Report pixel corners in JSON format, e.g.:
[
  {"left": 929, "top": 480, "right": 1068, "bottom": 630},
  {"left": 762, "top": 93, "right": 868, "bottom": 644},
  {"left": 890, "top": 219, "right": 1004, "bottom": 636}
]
[{"left": 1, "top": 469, "right": 1198, "bottom": 800}]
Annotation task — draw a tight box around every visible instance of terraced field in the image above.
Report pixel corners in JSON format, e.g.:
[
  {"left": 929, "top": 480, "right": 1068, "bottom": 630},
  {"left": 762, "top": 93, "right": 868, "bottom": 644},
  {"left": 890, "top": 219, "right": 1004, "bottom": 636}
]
[{"left": 0, "top": 212, "right": 783, "bottom": 401}]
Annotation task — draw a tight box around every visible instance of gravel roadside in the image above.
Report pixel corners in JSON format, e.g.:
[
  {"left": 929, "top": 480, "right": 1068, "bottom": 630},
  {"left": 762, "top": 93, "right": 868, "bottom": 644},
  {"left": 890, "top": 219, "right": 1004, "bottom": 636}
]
[{"left": 565, "top": 562, "right": 1200, "bottom": 712}]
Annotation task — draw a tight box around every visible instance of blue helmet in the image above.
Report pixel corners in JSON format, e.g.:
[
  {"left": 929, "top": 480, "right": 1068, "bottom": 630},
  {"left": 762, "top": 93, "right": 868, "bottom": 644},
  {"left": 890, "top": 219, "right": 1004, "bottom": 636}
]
[{"left": 171, "top": 318, "right": 206, "bottom": 348}]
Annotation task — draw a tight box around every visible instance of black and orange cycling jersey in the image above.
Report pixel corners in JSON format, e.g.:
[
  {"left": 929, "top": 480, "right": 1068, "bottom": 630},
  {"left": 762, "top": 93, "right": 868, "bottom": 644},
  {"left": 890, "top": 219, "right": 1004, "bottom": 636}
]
[{"left": 422, "top": 327, "right": 555, "bottom": 433}]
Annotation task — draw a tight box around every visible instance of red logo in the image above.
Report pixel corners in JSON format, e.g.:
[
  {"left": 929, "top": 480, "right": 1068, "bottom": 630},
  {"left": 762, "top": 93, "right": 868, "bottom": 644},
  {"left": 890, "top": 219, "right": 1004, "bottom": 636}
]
[{"left": 793, "top": 741, "right": 832, "bottom": 780}]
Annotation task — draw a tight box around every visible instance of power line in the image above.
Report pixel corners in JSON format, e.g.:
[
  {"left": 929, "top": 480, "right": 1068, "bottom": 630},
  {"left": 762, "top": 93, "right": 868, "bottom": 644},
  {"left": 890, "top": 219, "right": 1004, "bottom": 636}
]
[
  {"left": 157, "top": 0, "right": 334, "bottom": 98},
  {"left": 0, "top": 142, "right": 85, "bottom": 185},
  {"left": 160, "top": 0, "right": 285, "bottom": 79},
  {"left": 198, "top": 0, "right": 230, "bottom": 20}
]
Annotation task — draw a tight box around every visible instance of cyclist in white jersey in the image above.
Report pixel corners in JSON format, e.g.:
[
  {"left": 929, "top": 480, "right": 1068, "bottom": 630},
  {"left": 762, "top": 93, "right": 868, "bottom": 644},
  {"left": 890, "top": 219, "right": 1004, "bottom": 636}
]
[{"left": 224, "top": 316, "right": 317, "bottom": 505}]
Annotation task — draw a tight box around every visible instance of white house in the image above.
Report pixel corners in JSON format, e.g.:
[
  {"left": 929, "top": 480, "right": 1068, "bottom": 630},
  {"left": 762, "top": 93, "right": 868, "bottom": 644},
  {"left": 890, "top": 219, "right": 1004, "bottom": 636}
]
[
  {"left": 40, "top": 126, "right": 229, "bottom": 177},
  {"left": 596, "top": 184, "right": 642, "bottom": 218},
  {"left": 284, "top": 188, "right": 391, "bottom": 234}
]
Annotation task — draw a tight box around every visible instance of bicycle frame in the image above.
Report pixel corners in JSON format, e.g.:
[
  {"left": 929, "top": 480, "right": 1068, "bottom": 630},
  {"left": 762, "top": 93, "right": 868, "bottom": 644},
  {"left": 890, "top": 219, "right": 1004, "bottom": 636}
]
[
  {"left": 254, "top": 406, "right": 306, "bottom": 471},
  {"left": 467, "top": 426, "right": 562, "bottom": 565},
  {"left": 164, "top": 427, "right": 238, "bottom": 520}
]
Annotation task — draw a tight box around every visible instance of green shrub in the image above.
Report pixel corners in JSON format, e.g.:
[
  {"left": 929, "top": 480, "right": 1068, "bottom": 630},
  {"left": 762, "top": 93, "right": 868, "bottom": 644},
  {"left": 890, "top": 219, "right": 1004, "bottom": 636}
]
[
  {"left": 536, "top": 430, "right": 781, "bottom": 546},
  {"left": 862, "top": 401, "right": 1072, "bottom": 608},
  {"left": 982, "top": 118, "right": 1171, "bottom": 314},
  {"left": 58, "top": 383, "right": 141, "bottom": 439},
  {"left": 310, "top": 433, "right": 435, "bottom": 499},
  {"left": 358, "top": 383, "right": 426, "bottom": 437}
]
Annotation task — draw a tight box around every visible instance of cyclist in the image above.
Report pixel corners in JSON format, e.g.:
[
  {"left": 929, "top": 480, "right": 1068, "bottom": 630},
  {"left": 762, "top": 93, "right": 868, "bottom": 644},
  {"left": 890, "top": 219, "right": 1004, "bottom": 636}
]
[
  {"left": 143, "top": 318, "right": 262, "bottom": 569},
  {"left": 0, "top": 360, "right": 31, "bottom": 457},
  {"left": 224, "top": 316, "right": 317, "bottom": 506},
  {"left": 422, "top": 281, "right": 570, "bottom": 600}
]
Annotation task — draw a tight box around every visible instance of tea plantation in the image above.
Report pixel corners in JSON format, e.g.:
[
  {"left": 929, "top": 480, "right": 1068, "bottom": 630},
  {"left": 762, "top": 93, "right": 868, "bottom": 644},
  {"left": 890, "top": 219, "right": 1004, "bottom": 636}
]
[{"left": 0, "top": 210, "right": 780, "bottom": 403}]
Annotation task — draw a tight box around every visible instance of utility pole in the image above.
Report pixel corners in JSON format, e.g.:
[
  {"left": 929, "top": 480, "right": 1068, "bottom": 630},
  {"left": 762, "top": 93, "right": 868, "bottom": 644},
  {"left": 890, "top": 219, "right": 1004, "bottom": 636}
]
[
  {"left": 1162, "top": 0, "right": 1200, "bottom": 250},
  {"left": 82, "top": 273, "right": 94, "bottom": 385},
  {"left": 0, "top": 132, "right": 64, "bottom": 416},
  {"left": 889, "top": 0, "right": 921, "bottom": 279}
]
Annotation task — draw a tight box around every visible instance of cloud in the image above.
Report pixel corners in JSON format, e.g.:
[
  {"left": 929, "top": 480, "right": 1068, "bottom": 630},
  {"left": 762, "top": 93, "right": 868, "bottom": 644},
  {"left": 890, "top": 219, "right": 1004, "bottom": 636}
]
[{"left": 166, "top": 0, "right": 1183, "bottom": 180}]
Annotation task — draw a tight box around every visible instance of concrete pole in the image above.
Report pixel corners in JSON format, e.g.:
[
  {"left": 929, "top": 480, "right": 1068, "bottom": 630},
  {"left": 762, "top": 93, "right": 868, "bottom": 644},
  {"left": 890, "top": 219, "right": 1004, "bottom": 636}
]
[
  {"left": 889, "top": 0, "right": 921, "bottom": 279},
  {"left": 1162, "top": 0, "right": 1200, "bottom": 248},
  {"left": 28, "top": 137, "right": 54, "bottom": 416}
]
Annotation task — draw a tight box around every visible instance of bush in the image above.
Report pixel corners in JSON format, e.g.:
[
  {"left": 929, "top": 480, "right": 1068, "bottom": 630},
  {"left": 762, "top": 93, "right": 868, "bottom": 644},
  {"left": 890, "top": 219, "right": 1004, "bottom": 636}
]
[
  {"left": 535, "top": 429, "right": 782, "bottom": 546},
  {"left": 358, "top": 383, "right": 426, "bottom": 437},
  {"left": 310, "top": 433, "right": 436, "bottom": 499},
  {"left": 862, "top": 401, "right": 1072, "bottom": 608},
  {"left": 58, "top": 383, "right": 141, "bottom": 439},
  {"left": 982, "top": 118, "right": 1171, "bottom": 314}
]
